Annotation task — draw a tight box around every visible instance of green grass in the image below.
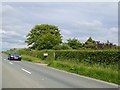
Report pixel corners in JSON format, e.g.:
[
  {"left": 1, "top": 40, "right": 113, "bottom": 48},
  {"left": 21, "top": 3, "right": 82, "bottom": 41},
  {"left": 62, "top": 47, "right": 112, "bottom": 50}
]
[
  {"left": 48, "top": 60, "right": 119, "bottom": 84},
  {"left": 21, "top": 55, "right": 46, "bottom": 64},
  {"left": 2, "top": 50, "right": 119, "bottom": 85}
]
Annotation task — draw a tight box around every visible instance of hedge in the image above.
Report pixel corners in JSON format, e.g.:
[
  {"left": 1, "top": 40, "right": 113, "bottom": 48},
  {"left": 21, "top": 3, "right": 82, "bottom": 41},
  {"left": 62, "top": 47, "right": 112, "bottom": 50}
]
[
  {"left": 6, "top": 48, "right": 119, "bottom": 65},
  {"left": 17, "top": 49, "right": 55, "bottom": 61},
  {"left": 55, "top": 50, "right": 119, "bottom": 65}
]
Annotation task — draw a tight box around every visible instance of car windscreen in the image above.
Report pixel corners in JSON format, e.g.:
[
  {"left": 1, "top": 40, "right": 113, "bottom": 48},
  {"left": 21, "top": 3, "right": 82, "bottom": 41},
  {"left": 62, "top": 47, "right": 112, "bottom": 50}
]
[{"left": 11, "top": 53, "right": 20, "bottom": 56}]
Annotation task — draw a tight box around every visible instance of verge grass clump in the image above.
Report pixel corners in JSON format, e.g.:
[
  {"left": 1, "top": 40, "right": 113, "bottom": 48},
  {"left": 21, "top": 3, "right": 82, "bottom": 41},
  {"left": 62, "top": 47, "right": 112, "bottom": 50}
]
[
  {"left": 21, "top": 55, "right": 45, "bottom": 64},
  {"left": 48, "top": 60, "right": 119, "bottom": 84}
]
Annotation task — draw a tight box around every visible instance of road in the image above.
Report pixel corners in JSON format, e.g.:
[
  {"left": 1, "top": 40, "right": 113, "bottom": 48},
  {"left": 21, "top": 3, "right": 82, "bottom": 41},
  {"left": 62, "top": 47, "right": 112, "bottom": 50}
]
[{"left": 1, "top": 54, "right": 119, "bottom": 88}]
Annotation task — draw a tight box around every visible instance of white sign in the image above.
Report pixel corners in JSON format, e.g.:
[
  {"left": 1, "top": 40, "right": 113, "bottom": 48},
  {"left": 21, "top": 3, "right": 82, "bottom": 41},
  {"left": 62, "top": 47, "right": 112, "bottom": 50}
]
[{"left": 43, "top": 53, "right": 48, "bottom": 56}]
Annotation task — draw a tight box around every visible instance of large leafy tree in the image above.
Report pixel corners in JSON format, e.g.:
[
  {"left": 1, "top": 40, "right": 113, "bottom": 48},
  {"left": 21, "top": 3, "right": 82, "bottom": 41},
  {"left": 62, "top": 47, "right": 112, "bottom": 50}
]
[
  {"left": 84, "top": 37, "right": 96, "bottom": 49},
  {"left": 67, "top": 38, "right": 82, "bottom": 49},
  {"left": 25, "top": 24, "right": 62, "bottom": 50}
]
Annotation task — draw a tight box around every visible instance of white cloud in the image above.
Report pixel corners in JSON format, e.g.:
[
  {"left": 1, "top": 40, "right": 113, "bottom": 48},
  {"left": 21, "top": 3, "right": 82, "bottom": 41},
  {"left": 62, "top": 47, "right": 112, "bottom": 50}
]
[
  {"left": 2, "top": 4, "right": 16, "bottom": 14},
  {"left": 61, "top": 29, "right": 72, "bottom": 35},
  {"left": 110, "top": 27, "right": 118, "bottom": 33},
  {"left": 61, "top": 19, "right": 118, "bottom": 44},
  {"left": 5, "top": 30, "right": 21, "bottom": 36},
  {"left": 2, "top": 41, "right": 28, "bottom": 51},
  {"left": 74, "top": 20, "right": 103, "bottom": 31},
  {"left": 1, "top": 2, "right": 118, "bottom": 51},
  {"left": 0, "top": 29, "right": 6, "bottom": 34}
]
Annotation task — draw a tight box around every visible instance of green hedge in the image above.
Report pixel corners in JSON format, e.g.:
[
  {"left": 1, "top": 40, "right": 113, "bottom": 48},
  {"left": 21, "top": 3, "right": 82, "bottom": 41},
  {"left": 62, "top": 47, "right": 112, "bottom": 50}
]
[
  {"left": 17, "top": 49, "right": 55, "bottom": 62},
  {"left": 6, "top": 48, "right": 119, "bottom": 65},
  {"left": 55, "top": 50, "right": 119, "bottom": 65},
  {"left": 3, "top": 48, "right": 119, "bottom": 84}
]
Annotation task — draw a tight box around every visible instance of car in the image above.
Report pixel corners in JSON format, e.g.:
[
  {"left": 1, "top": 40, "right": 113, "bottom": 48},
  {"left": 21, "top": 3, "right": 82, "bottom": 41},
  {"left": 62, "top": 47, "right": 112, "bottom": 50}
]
[{"left": 8, "top": 52, "right": 22, "bottom": 61}]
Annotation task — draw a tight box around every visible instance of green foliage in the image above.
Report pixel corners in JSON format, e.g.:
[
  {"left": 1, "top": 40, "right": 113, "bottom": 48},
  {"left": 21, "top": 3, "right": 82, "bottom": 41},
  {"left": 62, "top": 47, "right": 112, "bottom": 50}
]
[
  {"left": 60, "top": 43, "right": 72, "bottom": 50},
  {"left": 55, "top": 50, "right": 119, "bottom": 65},
  {"left": 25, "top": 24, "right": 62, "bottom": 50},
  {"left": 84, "top": 37, "right": 96, "bottom": 49},
  {"left": 17, "top": 49, "right": 55, "bottom": 62},
  {"left": 52, "top": 45, "right": 62, "bottom": 50},
  {"left": 21, "top": 55, "right": 45, "bottom": 63},
  {"left": 67, "top": 38, "right": 82, "bottom": 49},
  {"left": 49, "top": 61, "right": 119, "bottom": 84},
  {"left": 53, "top": 43, "right": 72, "bottom": 50},
  {"left": 5, "top": 48, "right": 119, "bottom": 66},
  {"left": 4, "top": 48, "right": 119, "bottom": 84}
]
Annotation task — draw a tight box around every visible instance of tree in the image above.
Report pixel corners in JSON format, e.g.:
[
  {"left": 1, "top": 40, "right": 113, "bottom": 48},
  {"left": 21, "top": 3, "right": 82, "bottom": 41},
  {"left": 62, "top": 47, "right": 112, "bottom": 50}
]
[
  {"left": 53, "top": 43, "right": 72, "bottom": 50},
  {"left": 25, "top": 24, "right": 62, "bottom": 50},
  {"left": 67, "top": 38, "right": 82, "bottom": 49},
  {"left": 84, "top": 37, "right": 96, "bottom": 49}
]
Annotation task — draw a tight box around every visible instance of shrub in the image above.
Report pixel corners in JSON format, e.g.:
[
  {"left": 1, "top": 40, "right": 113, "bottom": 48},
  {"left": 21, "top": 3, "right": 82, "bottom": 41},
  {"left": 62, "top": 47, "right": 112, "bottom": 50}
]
[
  {"left": 53, "top": 44, "right": 72, "bottom": 50},
  {"left": 55, "top": 50, "right": 119, "bottom": 65},
  {"left": 6, "top": 48, "right": 119, "bottom": 66}
]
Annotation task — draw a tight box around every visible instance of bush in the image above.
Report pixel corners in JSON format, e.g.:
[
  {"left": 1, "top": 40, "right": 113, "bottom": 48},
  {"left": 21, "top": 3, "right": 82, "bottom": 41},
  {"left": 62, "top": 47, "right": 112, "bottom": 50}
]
[
  {"left": 17, "top": 49, "right": 55, "bottom": 62},
  {"left": 52, "top": 45, "right": 62, "bottom": 50},
  {"left": 55, "top": 50, "right": 119, "bottom": 65},
  {"left": 53, "top": 44, "right": 72, "bottom": 50},
  {"left": 60, "top": 44, "right": 72, "bottom": 50},
  {"left": 6, "top": 48, "right": 119, "bottom": 66},
  {"left": 4, "top": 48, "right": 119, "bottom": 84}
]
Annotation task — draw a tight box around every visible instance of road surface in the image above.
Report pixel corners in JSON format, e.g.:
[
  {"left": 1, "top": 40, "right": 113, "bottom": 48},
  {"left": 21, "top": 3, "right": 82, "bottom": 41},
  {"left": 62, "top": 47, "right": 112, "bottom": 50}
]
[{"left": 1, "top": 54, "right": 119, "bottom": 88}]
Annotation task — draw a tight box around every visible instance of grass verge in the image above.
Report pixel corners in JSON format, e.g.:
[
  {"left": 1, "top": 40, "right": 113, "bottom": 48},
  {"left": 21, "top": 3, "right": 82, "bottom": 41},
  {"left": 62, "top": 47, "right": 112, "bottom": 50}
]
[
  {"left": 21, "top": 55, "right": 46, "bottom": 64},
  {"left": 48, "top": 60, "right": 119, "bottom": 85}
]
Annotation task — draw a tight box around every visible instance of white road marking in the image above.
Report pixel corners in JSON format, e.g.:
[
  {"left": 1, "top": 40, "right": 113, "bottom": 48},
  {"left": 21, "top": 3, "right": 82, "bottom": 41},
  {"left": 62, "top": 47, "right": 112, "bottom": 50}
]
[
  {"left": 4, "top": 59, "right": 6, "bottom": 60},
  {"left": 35, "top": 63, "right": 48, "bottom": 66},
  {"left": 21, "top": 68, "right": 31, "bottom": 74},
  {"left": 9, "top": 62, "right": 13, "bottom": 64}
]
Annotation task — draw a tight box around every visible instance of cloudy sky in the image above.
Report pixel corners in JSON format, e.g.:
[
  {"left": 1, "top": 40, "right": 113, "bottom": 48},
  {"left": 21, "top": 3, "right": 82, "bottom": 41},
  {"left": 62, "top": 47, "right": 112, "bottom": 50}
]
[{"left": 1, "top": 2, "right": 118, "bottom": 51}]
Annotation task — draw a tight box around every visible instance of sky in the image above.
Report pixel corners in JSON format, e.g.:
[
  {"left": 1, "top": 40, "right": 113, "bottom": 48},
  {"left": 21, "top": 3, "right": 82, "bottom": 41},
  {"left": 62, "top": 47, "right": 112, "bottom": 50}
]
[{"left": 1, "top": 2, "right": 118, "bottom": 51}]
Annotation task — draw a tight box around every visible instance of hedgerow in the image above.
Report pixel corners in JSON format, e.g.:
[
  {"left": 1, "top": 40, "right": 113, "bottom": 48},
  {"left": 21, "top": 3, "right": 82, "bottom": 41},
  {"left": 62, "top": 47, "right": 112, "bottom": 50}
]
[
  {"left": 3, "top": 48, "right": 119, "bottom": 84},
  {"left": 6, "top": 48, "right": 119, "bottom": 66},
  {"left": 54, "top": 50, "right": 119, "bottom": 65}
]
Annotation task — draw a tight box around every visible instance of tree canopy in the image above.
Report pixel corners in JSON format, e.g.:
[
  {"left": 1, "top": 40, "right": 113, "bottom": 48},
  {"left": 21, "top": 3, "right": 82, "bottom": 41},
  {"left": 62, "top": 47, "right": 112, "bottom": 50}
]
[
  {"left": 84, "top": 37, "right": 96, "bottom": 49},
  {"left": 25, "top": 24, "right": 117, "bottom": 50},
  {"left": 67, "top": 38, "right": 82, "bottom": 49},
  {"left": 53, "top": 43, "right": 72, "bottom": 50},
  {"left": 25, "top": 24, "right": 62, "bottom": 50}
]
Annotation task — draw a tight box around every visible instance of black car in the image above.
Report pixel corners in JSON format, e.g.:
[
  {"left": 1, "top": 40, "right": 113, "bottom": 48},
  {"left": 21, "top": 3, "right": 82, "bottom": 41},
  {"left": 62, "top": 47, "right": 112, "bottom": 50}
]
[{"left": 8, "top": 52, "right": 22, "bottom": 61}]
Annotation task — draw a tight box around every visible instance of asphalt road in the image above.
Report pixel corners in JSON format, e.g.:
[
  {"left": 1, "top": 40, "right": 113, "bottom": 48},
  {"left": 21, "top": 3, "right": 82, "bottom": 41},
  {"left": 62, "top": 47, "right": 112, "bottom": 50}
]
[{"left": 1, "top": 53, "right": 118, "bottom": 88}]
